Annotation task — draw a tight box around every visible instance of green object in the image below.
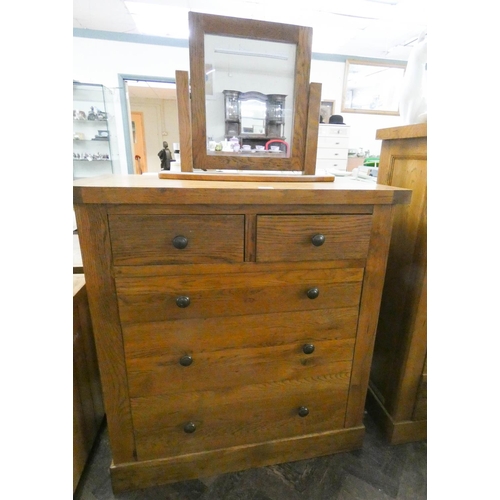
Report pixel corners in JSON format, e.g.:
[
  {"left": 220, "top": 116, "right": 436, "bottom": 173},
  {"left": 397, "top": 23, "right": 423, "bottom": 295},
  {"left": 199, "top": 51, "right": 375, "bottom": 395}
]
[{"left": 364, "top": 156, "right": 380, "bottom": 167}]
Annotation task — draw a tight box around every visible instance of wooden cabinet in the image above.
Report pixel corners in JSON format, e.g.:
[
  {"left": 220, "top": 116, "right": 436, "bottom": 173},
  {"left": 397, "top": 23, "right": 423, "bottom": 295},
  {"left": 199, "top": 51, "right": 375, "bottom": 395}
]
[
  {"left": 73, "top": 175, "right": 410, "bottom": 493},
  {"left": 366, "top": 123, "right": 427, "bottom": 444},
  {"left": 73, "top": 275, "right": 105, "bottom": 492}
]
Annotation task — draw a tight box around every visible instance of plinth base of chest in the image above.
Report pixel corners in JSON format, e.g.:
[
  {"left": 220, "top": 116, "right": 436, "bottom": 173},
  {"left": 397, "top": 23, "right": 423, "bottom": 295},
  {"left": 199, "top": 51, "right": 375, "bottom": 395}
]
[{"left": 110, "top": 425, "right": 365, "bottom": 493}]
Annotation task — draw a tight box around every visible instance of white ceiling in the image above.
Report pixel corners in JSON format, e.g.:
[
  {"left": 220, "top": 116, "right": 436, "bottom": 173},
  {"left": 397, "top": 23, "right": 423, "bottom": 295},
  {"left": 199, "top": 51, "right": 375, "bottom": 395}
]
[{"left": 73, "top": 0, "right": 427, "bottom": 61}]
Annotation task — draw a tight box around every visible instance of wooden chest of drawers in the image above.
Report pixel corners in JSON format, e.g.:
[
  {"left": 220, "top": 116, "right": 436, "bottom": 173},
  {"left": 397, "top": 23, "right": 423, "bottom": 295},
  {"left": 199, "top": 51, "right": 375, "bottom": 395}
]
[{"left": 73, "top": 174, "right": 410, "bottom": 493}]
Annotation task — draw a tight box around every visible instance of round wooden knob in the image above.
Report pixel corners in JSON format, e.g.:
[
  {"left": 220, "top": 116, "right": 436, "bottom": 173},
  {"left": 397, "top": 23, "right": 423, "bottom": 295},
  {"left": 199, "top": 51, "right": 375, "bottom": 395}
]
[
  {"left": 183, "top": 422, "right": 196, "bottom": 433},
  {"left": 311, "top": 234, "right": 325, "bottom": 247},
  {"left": 306, "top": 288, "right": 319, "bottom": 299},
  {"left": 172, "top": 235, "right": 188, "bottom": 249},
  {"left": 179, "top": 355, "right": 193, "bottom": 366},
  {"left": 302, "top": 344, "right": 315, "bottom": 354},
  {"left": 176, "top": 296, "right": 190, "bottom": 308},
  {"left": 298, "top": 406, "right": 309, "bottom": 417}
]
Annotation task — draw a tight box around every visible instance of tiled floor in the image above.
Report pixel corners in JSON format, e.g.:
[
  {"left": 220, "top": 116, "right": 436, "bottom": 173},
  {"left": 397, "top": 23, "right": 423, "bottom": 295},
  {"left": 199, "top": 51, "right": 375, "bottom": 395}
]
[{"left": 74, "top": 413, "right": 426, "bottom": 500}]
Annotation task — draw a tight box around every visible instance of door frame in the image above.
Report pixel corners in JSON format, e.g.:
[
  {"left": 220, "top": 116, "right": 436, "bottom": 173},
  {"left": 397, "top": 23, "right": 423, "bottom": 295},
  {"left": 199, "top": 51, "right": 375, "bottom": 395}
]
[{"left": 118, "top": 74, "right": 176, "bottom": 174}]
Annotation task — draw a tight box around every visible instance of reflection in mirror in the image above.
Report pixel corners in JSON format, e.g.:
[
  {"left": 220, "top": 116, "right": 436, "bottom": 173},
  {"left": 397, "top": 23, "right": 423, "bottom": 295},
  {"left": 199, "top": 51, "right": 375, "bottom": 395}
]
[
  {"left": 342, "top": 60, "right": 406, "bottom": 115},
  {"left": 204, "top": 34, "right": 296, "bottom": 157}
]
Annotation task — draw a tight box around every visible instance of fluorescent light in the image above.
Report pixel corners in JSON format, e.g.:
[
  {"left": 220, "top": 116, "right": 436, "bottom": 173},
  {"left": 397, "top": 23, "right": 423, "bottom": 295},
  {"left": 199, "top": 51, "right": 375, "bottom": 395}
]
[{"left": 214, "top": 48, "right": 288, "bottom": 60}]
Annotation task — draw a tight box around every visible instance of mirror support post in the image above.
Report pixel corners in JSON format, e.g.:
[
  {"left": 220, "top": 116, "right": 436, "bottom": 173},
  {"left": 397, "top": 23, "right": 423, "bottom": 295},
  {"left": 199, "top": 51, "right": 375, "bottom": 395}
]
[
  {"left": 176, "top": 70, "right": 194, "bottom": 172},
  {"left": 303, "top": 82, "right": 322, "bottom": 175}
]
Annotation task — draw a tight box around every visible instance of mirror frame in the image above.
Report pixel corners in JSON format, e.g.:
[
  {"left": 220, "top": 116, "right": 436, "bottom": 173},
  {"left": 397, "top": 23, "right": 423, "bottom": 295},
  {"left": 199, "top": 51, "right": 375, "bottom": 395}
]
[
  {"left": 341, "top": 59, "right": 406, "bottom": 116},
  {"left": 188, "top": 12, "right": 312, "bottom": 171}
]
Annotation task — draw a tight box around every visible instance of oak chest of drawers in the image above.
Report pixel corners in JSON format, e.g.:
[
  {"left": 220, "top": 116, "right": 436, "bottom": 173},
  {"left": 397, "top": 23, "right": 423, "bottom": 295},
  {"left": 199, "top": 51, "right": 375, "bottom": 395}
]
[{"left": 73, "top": 174, "right": 410, "bottom": 493}]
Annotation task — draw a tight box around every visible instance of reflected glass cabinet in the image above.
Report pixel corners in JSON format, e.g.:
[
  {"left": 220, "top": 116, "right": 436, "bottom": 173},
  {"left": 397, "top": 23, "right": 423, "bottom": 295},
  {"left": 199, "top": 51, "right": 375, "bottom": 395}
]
[{"left": 73, "top": 82, "right": 120, "bottom": 179}]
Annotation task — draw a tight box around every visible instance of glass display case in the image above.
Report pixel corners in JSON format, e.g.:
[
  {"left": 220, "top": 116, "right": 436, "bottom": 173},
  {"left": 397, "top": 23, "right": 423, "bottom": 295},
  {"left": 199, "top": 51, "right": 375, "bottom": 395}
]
[{"left": 73, "top": 82, "right": 119, "bottom": 179}]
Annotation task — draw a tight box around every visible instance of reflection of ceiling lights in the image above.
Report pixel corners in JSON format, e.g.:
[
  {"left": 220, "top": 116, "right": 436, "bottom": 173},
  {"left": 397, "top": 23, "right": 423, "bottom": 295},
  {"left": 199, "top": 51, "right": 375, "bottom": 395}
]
[
  {"left": 124, "top": 1, "right": 189, "bottom": 38},
  {"left": 214, "top": 48, "right": 288, "bottom": 60}
]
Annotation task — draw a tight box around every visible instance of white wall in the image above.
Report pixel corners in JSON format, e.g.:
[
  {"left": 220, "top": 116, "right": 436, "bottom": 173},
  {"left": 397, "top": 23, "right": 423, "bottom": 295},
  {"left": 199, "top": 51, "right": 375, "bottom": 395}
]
[{"left": 73, "top": 35, "right": 404, "bottom": 171}]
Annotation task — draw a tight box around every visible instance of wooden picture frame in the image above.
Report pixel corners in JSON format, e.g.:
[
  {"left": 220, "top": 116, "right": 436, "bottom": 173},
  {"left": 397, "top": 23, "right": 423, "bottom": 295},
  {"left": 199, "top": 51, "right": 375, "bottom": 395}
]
[
  {"left": 188, "top": 12, "right": 313, "bottom": 172},
  {"left": 320, "top": 100, "right": 335, "bottom": 123},
  {"left": 341, "top": 59, "right": 406, "bottom": 116}
]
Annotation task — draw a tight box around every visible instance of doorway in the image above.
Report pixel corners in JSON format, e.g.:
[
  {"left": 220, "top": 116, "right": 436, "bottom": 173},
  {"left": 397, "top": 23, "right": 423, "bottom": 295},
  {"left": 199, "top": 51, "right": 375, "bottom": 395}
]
[
  {"left": 131, "top": 111, "right": 147, "bottom": 173},
  {"left": 120, "top": 76, "right": 178, "bottom": 174}
]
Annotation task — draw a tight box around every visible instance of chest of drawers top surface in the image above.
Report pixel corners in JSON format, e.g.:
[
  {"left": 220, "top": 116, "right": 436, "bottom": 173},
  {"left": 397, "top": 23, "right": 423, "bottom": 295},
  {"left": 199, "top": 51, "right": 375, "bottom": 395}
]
[{"left": 73, "top": 175, "right": 411, "bottom": 206}]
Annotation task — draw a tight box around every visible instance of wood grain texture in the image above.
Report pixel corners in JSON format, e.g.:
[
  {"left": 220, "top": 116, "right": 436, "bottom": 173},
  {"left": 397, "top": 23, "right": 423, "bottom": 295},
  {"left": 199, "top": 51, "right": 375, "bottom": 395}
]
[
  {"left": 376, "top": 123, "right": 427, "bottom": 141},
  {"left": 158, "top": 172, "right": 335, "bottom": 181},
  {"left": 73, "top": 175, "right": 412, "bottom": 206},
  {"left": 74, "top": 205, "right": 136, "bottom": 464},
  {"left": 132, "top": 372, "right": 351, "bottom": 460},
  {"left": 175, "top": 70, "right": 193, "bottom": 172},
  {"left": 344, "top": 204, "right": 395, "bottom": 428},
  {"left": 115, "top": 267, "right": 363, "bottom": 323},
  {"left": 73, "top": 276, "right": 105, "bottom": 492},
  {"left": 109, "top": 426, "right": 365, "bottom": 493},
  {"left": 108, "top": 214, "right": 244, "bottom": 265},
  {"left": 368, "top": 125, "right": 427, "bottom": 442},
  {"left": 256, "top": 215, "right": 372, "bottom": 262},
  {"left": 303, "top": 82, "right": 322, "bottom": 175}
]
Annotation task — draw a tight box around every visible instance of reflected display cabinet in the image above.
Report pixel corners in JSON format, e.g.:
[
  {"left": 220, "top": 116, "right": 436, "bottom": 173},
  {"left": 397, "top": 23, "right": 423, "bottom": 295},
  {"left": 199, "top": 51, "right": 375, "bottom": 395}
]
[{"left": 73, "top": 82, "right": 119, "bottom": 179}]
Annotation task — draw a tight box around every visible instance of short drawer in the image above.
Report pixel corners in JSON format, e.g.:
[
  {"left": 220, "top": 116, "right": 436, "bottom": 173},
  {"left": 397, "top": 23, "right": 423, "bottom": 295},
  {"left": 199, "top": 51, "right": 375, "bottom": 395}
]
[
  {"left": 256, "top": 215, "right": 372, "bottom": 262},
  {"left": 317, "top": 148, "right": 348, "bottom": 160},
  {"left": 131, "top": 367, "right": 351, "bottom": 461},
  {"left": 108, "top": 214, "right": 244, "bottom": 265},
  {"left": 318, "top": 125, "right": 349, "bottom": 137},
  {"left": 115, "top": 267, "right": 363, "bottom": 323},
  {"left": 317, "top": 137, "right": 349, "bottom": 149}
]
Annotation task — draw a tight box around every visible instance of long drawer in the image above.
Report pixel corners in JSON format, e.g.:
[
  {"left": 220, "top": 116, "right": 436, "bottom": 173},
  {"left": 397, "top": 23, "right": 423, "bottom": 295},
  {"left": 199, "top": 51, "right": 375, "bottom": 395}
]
[
  {"left": 256, "top": 215, "right": 372, "bottom": 262},
  {"left": 317, "top": 137, "right": 349, "bottom": 149},
  {"left": 317, "top": 148, "right": 349, "bottom": 160},
  {"left": 108, "top": 214, "right": 245, "bottom": 265},
  {"left": 123, "top": 307, "right": 359, "bottom": 397},
  {"left": 115, "top": 267, "right": 363, "bottom": 323},
  {"left": 131, "top": 366, "right": 351, "bottom": 461}
]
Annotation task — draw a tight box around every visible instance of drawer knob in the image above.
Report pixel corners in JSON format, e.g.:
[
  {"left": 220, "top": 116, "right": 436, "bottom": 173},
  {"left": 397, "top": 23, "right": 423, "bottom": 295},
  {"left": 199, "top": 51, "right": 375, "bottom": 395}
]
[
  {"left": 311, "top": 234, "right": 325, "bottom": 247},
  {"left": 298, "top": 406, "right": 309, "bottom": 417},
  {"left": 306, "top": 287, "right": 319, "bottom": 299},
  {"left": 179, "top": 355, "right": 193, "bottom": 366},
  {"left": 183, "top": 422, "right": 196, "bottom": 433},
  {"left": 302, "top": 343, "right": 315, "bottom": 354},
  {"left": 176, "top": 296, "right": 191, "bottom": 308},
  {"left": 172, "top": 235, "right": 188, "bottom": 249}
]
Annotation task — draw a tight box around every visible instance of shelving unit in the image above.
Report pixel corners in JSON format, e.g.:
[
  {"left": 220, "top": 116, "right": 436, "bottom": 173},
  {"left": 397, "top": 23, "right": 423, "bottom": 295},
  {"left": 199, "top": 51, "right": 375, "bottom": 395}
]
[{"left": 73, "top": 82, "right": 119, "bottom": 179}]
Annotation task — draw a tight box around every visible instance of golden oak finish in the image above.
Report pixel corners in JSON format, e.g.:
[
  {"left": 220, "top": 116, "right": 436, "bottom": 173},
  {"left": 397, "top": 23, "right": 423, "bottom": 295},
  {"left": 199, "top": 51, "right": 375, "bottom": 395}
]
[
  {"left": 73, "top": 275, "right": 104, "bottom": 492},
  {"left": 175, "top": 70, "right": 193, "bottom": 172},
  {"left": 74, "top": 174, "right": 410, "bottom": 492},
  {"left": 367, "top": 124, "right": 427, "bottom": 444}
]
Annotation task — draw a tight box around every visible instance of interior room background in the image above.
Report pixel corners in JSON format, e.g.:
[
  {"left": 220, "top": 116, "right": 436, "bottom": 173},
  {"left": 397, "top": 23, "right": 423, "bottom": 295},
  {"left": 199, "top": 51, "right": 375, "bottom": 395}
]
[{"left": 73, "top": 33, "right": 406, "bottom": 174}]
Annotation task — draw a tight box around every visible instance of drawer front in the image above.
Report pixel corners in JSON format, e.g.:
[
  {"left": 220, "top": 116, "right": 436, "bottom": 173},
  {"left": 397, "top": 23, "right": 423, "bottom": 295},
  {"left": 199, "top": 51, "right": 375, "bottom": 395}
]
[
  {"left": 131, "top": 365, "right": 351, "bottom": 460},
  {"left": 123, "top": 307, "right": 359, "bottom": 398},
  {"left": 317, "top": 137, "right": 349, "bottom": 149},
  {"left": 108, "top": 214, "right": 244, "bottom": 265},
  {"left": 318, "top": 125, "right": 349, "bottom": 137},
  {"left": 116, "top": 267, "right": 363, "bottom": 323},
  {"left": 317, "top": 148, "right": 348, "bottom": 160},
  {"left": 256, "top": 215, "right": 372, "bottom": 262},
  {"left": 316, "top": 159, "right": 348, "bottom": 171}
]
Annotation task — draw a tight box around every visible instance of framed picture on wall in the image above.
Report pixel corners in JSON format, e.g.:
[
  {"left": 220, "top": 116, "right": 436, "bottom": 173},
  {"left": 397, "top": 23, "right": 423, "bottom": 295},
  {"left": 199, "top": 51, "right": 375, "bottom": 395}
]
[{"left": 320, "top": 100, "right": 335, "bottom": 123}]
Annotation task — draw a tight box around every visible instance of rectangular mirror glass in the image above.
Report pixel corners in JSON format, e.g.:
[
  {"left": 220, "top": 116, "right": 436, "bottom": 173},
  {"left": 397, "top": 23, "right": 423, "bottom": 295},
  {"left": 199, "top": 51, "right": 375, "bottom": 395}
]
[{"left": 342, "top": 60, "right": 406, "bottom": 116}]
